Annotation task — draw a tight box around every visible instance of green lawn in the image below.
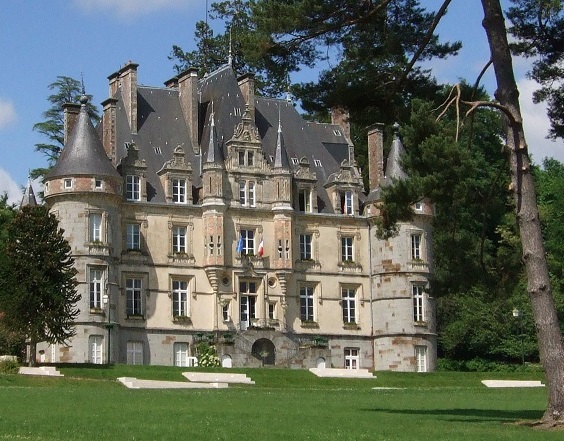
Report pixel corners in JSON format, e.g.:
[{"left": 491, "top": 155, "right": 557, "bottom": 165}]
[{"left": 0, "top": 366, "right": 560, "bottom": 441}]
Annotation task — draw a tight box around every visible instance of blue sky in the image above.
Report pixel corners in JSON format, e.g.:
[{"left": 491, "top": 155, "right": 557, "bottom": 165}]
[{"left": 0, "top": 0, "right": 561, "bottom": 204}]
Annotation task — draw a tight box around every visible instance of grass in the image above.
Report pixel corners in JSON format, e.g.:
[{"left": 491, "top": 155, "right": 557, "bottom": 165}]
[{"left": 0, "top": 365, "right": 561, "bottom": 441}]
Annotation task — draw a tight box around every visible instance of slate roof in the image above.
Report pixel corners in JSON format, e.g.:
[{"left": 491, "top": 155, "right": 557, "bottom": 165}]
[
  {"left": 20, "top": 179, "right": 37, "bottom": 207},
  {"left": 48, "top": 99, "right": 121, "bottom": 180}
]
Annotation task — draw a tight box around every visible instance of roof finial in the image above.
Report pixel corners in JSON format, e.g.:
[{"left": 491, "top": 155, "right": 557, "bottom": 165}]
[
  {"left": 285, "top": 72, "right": 292, "bottom": 102},
  {"left": 228, "top": 24, "right": 233, "bottom": 67},
  {"left": 80, "top": 72, "right": 88, "bottom": 105}
]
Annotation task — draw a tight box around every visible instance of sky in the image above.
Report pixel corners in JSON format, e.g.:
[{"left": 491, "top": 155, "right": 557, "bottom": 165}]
[{"left": 0, "top": 0, "right": 562, "bottom": 205}]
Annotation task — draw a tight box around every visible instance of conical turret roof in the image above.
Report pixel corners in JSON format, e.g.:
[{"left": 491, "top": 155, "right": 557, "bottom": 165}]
[
  {"left": 47, "top": 97, "right": 121, "bottom": 180},
  {"left": 273, "top": 116, "right": 290, "bottom": 169},
  {"left": 205, "top": 112, "right": 223, "bottom": 165},
  {"left": 20, "top": 179, "right": 37, "bottom": 207}
]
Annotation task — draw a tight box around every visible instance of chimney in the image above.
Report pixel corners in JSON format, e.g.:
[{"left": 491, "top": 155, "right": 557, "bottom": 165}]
[
  {"left": 331, "top": 106, "right": 351, "bottom": 141},
  {"left": 63, "top": 102, "right": 81, "bottom": 145},
  {"left": 118, "top": 61, "right": 139, "bottom": 134},
  {"left": 367, "top": 123, "right": 385, "bottom": 190},
  {"left": 102, "top": 97, "right": 118, "bottom": 165},
  {"left": 238, "top": 73, "right": 255, "bottom": 119},
  {"left": 177, "top": 68, "right": 199, "bottom": 154},
  {"left": 164, "top": 75, "right": 179, "bottom": 89},
  {"left": 108, "top": 71, "right": 119, "bottom": 98}
]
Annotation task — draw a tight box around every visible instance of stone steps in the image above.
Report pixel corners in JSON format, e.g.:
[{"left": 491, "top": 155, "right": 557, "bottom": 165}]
[
  {"left": 19, "top": 366, "right": 64, "bottom": 377},
  {"left": 481, "top": 380, "right": 545, "bottom": 388},
  {"left": 117, "top": 377, "right": 228, "bottom": 389},
  {"left": 182, "top": 372, "right": 254, "bottom": 384},
  {"left": 309, "top": 367, "right": 375, "bottom": 378}
]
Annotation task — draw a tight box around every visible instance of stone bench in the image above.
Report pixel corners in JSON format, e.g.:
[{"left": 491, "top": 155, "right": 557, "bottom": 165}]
[
  {"left": 309, "top": 368, "right": 375, "bottom": 378},
  {"left": 182, "top": 372, "right": 254, "bottom": 384}
]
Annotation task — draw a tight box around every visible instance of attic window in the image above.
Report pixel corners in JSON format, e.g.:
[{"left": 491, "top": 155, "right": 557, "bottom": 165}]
[
  {"left": 269, "top": 155, "right": 274, "bottom": 163},
  {"left": 64, "top": 179, "right": 73, "bottom": 189},
  {"left": 314, "top": 159, "right": 322, "bottom": 167},
  {"left": 291, "top": 157, "right": 299, "bottom": 165},
  {"left": 154, "top": 147, "right": 162, "bottom": 155},
  {"left": 94, "top": 179, "right": 103, "bottom": 189},
  {"left": 234, "top": 107, "right": 241, "bottom": 116},
  {"left": 415, "top": 202, "right": 424, "bottom": 211},
  {"left": 333, "top": 129, "right": 342, "bottom": 136}
]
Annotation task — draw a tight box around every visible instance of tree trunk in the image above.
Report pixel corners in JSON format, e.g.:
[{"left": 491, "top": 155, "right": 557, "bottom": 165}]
[
  {"left": 28, "top": 340, "right": 37, "bottom": 367},
  {"left": 481, "top": 0, "right": 564, "bottom": 425}
]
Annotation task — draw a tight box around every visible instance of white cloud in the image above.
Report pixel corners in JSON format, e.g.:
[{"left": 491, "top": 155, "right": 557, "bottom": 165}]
[
  {"left": 0, "top": 98, "right": 17, "bottom": 130},
  {"left": 0, "top": 168, "right": 22, "bottom": 205},
  {"left": 517, "top": 77, "right": 564, "bottom": 165},
  {"left": 72, "top": 0, "right": 194, "bottom": 19}
]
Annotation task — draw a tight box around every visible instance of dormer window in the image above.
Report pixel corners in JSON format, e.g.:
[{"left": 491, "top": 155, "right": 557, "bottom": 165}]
[
  {"left": 94, "top": 179, "right": 103, "bottom": 189},
  {"left": 172, "top": 178, "right": 187, "bottom": 204},
  {"left": 238, "top": 151, "right": 245, "bottom": 166},
  {"left": 126, "top": 175, "right": 141, "bottom": 201},
  {"left": 342, "top": 190, "right": 354, "bottom": 215},
  {"left": 247, "top": 151, "right": 254, "bottom": 167},
  {"left": 298, "top": 188, "right": 312, "bottom": 212},
  {"left": 291, "top": 157, "right": 299, "bottom": 165},
  {"left": 314, "top": 159, "right": 322, "bottom": 167},
  {"left": 64, "top": 179, "right": 73, "bottom": 189},
  {"left": 415, "top": 201, "right": 423, "bottom": 211},
  {"left": 239, "top": 180, "right": 256, "bottom": 207}
]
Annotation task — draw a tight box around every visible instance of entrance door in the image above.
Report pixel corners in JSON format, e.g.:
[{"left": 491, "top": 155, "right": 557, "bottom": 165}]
[{"left": 240, "top": 295, "right": 256, "bottom": 330}]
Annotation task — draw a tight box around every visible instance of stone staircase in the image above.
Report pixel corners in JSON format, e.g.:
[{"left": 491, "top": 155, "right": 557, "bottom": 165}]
[
  {"left": 309, "top": 367, "right": 375, "bottom": 378},
  {"left": 183, "top": 372, "right": 254, "bottom": 384},
  {"left": 19, "top": 366, "right": 64, "bottom": 377},
  {"left": 117, "top": 377, "right": 228, "bottom": 389}
]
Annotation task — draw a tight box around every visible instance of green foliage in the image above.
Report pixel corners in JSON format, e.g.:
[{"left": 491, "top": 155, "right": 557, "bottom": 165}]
[
  {"left": 0, "top": 359, "right": 20, "bottom": 374},
  {"left": 196, "top": 342, "right": 220, "bottom": 367},
  {"left": 437, "top": 358, "right": 544, "bottom": 373},
  {"left": 508, "top": 0, "right": 564, "bottom": 139},
  {"left": 32, "top": 76, "right": 99, "bottom": 180},
  {"left": 0, "top": 206, "right": 79, "bottom": 363}
]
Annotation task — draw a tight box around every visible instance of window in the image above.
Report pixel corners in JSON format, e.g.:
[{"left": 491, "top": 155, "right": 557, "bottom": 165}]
[
  {"left": 299, "top": 234, "right": 312, "bottom": 260},
  {"left": 126, "top": 175, "right": 140, "bottom": 201},
  {"left": 413, "top": 284, "right": 425, "bottom": 322},
  {"left": 64, "top": 178, "right": 73, "bottom": 189},
  {"left": 222, "top": 302, "right": 230, "bottom": 322},
  {"left": 238, "top": 151, "right": 245, "bottom": 166},
  {"left": 247, "top": 151, "right": 254, "bottom": 166},
  {"left": 291, "top": 157, "right": 299, "bottom": 165},
  {"left": 415, "top": 346, "right": 428, "bottom": 372},
  {"left": 209, "top": 235, "right": 222, "bottom": 256},
  {"left": 174, "top": 343, "right": 189, "bottom": 367},
  {"left": 239, "top": 181, "right": 256, "bottom": 207},
  {"left": 94, "top": 179, "right": 102, "bottom": 189},
  {"left": 238, "top": 229, "right": 255, "bottom": 255},
  {"left": 343, "top": 191, "right": 354, "bottom": 215},
  {"left": 126, "top": 278, "right": 143, "bottom": 316},
  {"left": 268, "top": 303, "right": 276, "bottom": 320},
  {"left": 411, "top": 233, "right": 422, "bottom": 260},
  {"left": 344, "top": 348, "right": 359, "bottom": 370},
  {"left": 89, "top": 335, "right": 103, "bottom": 364},
  {"left": 172, "top": 226, "right": 187, "bottom": 253},
  {"left": 89, "top": 268, "right": 104, "bottom": 309},
  {"left": 415, "top": 201, "right": 423, "bottom": 211},
  {"left": 126, "top": 224, "right": 140, "bottom": 250},
  {"left": 314, "top": 159, "right": 322, "bottom": 167},
  {"left": 239, "top": 281, "right": 257, "bottom": 330},
  {"left": 298, "top": 189, "right": 312, "bottom": 212},
  {"left": 172, "top": 280, "right": 189, "bottom": 317},
  {"left": 300, "top": 286, "right": 314, "bottom": 322},
  {"left": 341, "top": 236, "right": 354, "bottom": 262},
  {"left": 172, "top": 178, "right": 187, "bottom": 204},
  {"left": 89, "top": 213, "right": 102, "bottom": 242},
  {"left": 127, "top": 341, "right": 143, "bottom": 365},
  {"left": 341, "top": 288, "right": 356, "bottom": 324}
]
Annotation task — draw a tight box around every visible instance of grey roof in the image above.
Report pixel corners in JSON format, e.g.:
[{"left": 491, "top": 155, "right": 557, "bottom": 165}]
[
  {"left": 20, "top": 179, "right": 37, "bottom": 207},
  {"left": 48, "top": 100, "right": 121, "bottom": 180},
  {"left": 113, "top": 86, "right": 200, "bottom": 202}
]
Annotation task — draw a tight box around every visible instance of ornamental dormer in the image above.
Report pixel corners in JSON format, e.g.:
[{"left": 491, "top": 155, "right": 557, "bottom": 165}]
[
  {"left": 294, "top": 158, "right": 318, "bottom": 213},
  {"left": 157, "top": 146, "right": 193, "bottom": 204},
  {"left": 323, "top": 159, "right": 363, "bottom": 215},
  {"left": 118, "top": 142, "right": 148, "bottom": 202}
]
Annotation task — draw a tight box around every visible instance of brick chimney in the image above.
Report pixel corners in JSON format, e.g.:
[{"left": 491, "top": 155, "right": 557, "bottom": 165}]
[
  {"left": 63, "top": 102, "right": 81, "bottom": 145},
  {"left": 177, "top": 68, "right": 199, "bottom": 154},
  {"left": 238, "top": 73, "right": 255, "bottom": 119},
  {"left": 367, "top": 123, "right": 385, "bottom": 190},
  {"left": 117, "top": 61, "right": 139, "bottom": 134},
  {"left": 101, "top": 97, "right": 118, "bottom": 165},
  {"left": 331, "top": 106, "right": 351, "bottom": 141}
]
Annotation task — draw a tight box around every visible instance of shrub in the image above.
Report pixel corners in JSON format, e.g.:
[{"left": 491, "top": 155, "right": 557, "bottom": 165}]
[{"left": 0, "top": 359, "right": 20, "bottom": 374}]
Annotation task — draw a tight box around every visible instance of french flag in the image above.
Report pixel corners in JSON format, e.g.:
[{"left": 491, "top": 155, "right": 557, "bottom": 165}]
[{"left": 258, "top": 238, "right": 264, "bottom": 257}]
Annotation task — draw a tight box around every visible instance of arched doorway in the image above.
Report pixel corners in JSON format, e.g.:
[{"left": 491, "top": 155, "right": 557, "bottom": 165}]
[{"left": 251, "top": 338, "right": 275, "bottom": 366}]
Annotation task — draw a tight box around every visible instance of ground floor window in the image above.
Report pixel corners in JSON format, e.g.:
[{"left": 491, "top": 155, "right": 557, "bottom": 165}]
[
  {"left": 174, "top": 342, "right": 189, "bottom": 367},
  {"left": 89, "top": 335, "right": 103, "bottom": 364},
  {"left": 127, "top": 341, "right": 143, "bottom": 365},
  {"left": 344, "top": 347, "right": 359, "bottom": 370},
  {"left": 415, "top": 345, "right": 428, "bottom": 372}
]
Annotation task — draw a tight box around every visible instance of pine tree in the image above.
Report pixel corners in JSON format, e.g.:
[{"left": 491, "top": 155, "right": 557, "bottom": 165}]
[{"left": 0, "top": 205, "right": 79, "bottom": 366}]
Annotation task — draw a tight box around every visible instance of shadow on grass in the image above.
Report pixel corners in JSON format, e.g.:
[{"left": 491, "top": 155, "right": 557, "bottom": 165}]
[{"left": 360, "top": 407, "right": 542, "bottom": 423}]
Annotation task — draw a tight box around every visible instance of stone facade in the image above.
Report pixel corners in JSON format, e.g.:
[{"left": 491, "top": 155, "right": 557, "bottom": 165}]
[{"left": 40, "top": 61, "right": 435, "bottom": 371}]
